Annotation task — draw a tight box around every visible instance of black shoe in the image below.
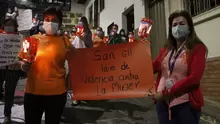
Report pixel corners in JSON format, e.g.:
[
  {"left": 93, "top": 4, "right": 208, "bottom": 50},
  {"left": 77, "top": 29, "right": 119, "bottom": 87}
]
[
  {"left": 71, "top": 100, "right": 81, "bottom": 106},
  {"left": 3, "top": 116, "right": 11, "bottom": 124}
]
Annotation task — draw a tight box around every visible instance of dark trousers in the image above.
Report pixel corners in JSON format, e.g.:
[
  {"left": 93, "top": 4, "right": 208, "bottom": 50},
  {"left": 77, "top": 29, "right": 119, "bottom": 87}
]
[
  {"left": 24, "top": 93, "right": 67, "bottom": 124},
  {"left": 156, "top": 101, "right": 200, "bottom": 124},
  {"left": 0, "top": 69, "right": 7, "bottom": 95},
  {"left": 4, "top": 70, "right": 21, "bottom": 117}
]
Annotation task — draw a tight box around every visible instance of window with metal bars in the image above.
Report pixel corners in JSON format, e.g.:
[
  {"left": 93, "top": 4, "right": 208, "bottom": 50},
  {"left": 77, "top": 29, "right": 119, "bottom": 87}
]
[{"left": 183, "top": 0, "right": 220, "bottom": 17}]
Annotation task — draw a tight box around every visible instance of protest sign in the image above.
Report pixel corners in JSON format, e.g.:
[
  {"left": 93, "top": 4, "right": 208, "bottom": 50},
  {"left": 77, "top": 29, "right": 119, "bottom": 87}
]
[
  {"left": 0, "top": 34, "right": 22, "bottom": 66},
  {"left": 68, "top": 41, "right": 154, "bottom": 100},
  {"left": 17, "top": 9, "right": 32, "bottom": 31}
]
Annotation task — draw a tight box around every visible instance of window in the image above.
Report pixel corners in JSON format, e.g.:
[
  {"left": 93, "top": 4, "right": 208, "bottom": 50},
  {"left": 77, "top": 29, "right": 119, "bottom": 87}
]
[
  {"left": 183, "top": 0, "right": 220, "bottom": 17},
  {"left": 99, "top": 0, "right": 105, "bottom": 12}
]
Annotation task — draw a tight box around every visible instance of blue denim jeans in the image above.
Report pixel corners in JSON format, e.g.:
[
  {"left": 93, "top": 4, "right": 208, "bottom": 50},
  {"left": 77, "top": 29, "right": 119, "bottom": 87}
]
[{"left": 156, "top": 101, "right": 200, "bottom": 124}]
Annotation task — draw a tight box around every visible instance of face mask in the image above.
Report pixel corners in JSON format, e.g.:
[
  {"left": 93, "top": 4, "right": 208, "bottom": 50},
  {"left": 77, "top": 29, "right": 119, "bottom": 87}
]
[
  {"left": 72, "top": 29, "right": 77, "bottom": 32},
  {"left": 111, "top": 31, "right": 115, "bottom": 36},
  {"left": 39, "top": 25, "right": 45, "bottom": 32},
  {"left": 112, "top": 29, "right": 117, "bottom": 33},
  {"left": 96, "top": 31, "right": 100, "bottom": 35},
  {"left": 78, "top": 21, "right": 83, "bottom": 27},
  {"left": 172, "top": 25, "right": 189, "bottom": 39},
  {"left": 129, "top": 34, "right": 133, "bottom": 38},
  {"left": 4, "top": 26, "right": 15, "bottom": 32},
  {"left": 43, "top": 21, "right": 59, "bottom": 35}
]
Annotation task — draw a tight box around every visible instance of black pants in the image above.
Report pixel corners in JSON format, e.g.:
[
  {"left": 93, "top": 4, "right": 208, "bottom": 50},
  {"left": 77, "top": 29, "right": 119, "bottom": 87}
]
[
  {"left": 4, "top": 70, "right": 21, "bottom": 117},
  {"left": 156, "top": 101, "right": 200, "bottom": 124},
  {"left": 0, "top": 69, "right": 7, "bottom": 95},
  {"left": 24, "top": 93, "right": 67, "bottom": 124}
]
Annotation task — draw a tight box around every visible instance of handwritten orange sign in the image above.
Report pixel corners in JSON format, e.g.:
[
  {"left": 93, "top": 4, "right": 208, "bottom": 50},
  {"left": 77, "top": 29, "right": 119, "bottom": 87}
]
[{"left": 67, "top": 41, "right": 154, "bottom": 100}]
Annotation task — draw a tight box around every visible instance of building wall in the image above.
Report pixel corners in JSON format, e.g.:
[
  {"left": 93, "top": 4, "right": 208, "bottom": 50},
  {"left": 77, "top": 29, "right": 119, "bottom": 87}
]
[
  {"left": 85, "top": 0, "right": 145, "bottom": 34},
  {"left": 62, "top": 1, "right": 85, "bottom": 30},
  {"left": 71, "top": 0, "right": 86, "bottom": 14},
  {"left": 165, "top": 0, "right": 220, "bottom": 101}
]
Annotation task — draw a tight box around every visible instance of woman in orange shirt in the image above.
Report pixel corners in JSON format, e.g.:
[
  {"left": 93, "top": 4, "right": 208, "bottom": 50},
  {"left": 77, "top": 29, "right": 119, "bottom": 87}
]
[{"left": 18, "top": 7, "right": 73, "bottom": 124}]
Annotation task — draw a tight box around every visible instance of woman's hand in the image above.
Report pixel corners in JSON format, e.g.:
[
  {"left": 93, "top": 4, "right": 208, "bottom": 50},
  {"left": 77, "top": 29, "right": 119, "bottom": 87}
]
[
  {"left": 20, "top": 61, "right": 31, "bottom": 72},
  {"left": 154, "top": 91, "right": 163, "bottom": 100},
  {"left": 79, "top": 32, "right": 85, "bottom": 41},
  {"left": 154, "top": 89, "right": 172, "bottom": 101}
]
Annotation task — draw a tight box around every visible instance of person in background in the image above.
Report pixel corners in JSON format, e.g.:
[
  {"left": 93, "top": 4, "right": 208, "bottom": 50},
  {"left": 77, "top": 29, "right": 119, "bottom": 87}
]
[
  {"left": 93, "top": 27, "right": 105, "bottom": 48},
  {"left": 18, "top": 7, "right": 73, "bottom": 124},
  {"left": 70, "top": 26, "right": 77, "bottom": 41},
  {"left": 108, "top": 24, "right": 122, "bottom": 45},
  {"left": 128, "top": 31, "right": 135, "bottom": 42},
  {"left": 2, "top": 17, "right": 23, "bottom": 124},
  {"left": 64, "top": 31, "right": 69, "bottom": 38},
  {"left": 153, "top": 10, "right": 207, "bottom": 124},
  {"left": 119, "top": 29, "right": 127, "bottom": 42},
  {"left": 30, "top": 14, "right": 40, "bottom": 35},
  {"left": 78, "top": 16, "right": 92, "bottom": 48},
  {"left": 0, "top": 0, "right": 8, "bottom": 99}
]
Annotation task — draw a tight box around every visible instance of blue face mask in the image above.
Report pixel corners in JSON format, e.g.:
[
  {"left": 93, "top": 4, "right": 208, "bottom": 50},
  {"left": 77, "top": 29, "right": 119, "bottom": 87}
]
[{"left": 172, "top": 25, "right": 190, "bottom": 39}]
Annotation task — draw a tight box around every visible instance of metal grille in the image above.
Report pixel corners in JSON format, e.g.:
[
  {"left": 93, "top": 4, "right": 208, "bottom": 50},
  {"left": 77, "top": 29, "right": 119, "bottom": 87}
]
[{"left": 183, "top": 0, "right": 220, "bottom": 16}]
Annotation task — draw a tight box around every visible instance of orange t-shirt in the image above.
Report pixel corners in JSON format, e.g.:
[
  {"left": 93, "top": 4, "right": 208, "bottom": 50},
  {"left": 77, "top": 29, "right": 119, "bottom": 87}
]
[
  {"left": 93, "top": 36, "right": 106, "bottom": 48},
  {"left": 18, "top": 34, "right": 72, "bottom": 95}
]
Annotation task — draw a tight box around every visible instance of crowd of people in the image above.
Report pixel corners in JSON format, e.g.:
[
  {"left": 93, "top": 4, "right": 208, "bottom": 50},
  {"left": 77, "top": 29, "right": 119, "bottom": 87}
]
[{"left": 0, "top": 0, "right": 208, "bottom": 124}]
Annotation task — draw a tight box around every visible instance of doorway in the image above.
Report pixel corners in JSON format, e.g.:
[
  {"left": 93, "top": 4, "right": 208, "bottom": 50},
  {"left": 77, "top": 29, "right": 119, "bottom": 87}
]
[
  {"left": 122, "top": 5, "right": 134, "bottom": 34},
  {"left": 145, "top": 0, "right": 166, "bottom": 59},
  {"left": 126, "top": 8, "right": 134, "bottom": 33}
]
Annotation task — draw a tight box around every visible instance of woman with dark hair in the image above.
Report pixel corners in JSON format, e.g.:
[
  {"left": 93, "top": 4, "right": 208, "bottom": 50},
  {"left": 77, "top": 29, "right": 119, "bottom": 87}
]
[
  {"left": 108, "top": 24, "right": 122, "bottom": 44},
  {"left": 119, "top": 29, "right": 127, "bottom": 42},
  {"left": 153, "top": 10, "right": 207, "bottom": 124},
  {"left": 18, "top": 7, "right": 73, "bottom": 124},
  {"left": 2, "top": 17, "right": 24, "bottom": 124},
  {"left": 78, "top": 16, "right": 92, "bottom": 48}
]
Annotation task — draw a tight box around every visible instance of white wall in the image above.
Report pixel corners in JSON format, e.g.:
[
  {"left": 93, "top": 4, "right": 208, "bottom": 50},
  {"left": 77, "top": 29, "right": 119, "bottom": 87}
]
[
  {"left": 85, "top": 0, "right": 94, "bottom": 21},
  {"left": 85, "top": 0, "right": 145, "bottom": 34},
  {"left": 70, "top": 0, "right": 86, "bottom": 14},
  {"left": 164, "top": 0, "right": 220, "bottom": 58},
  {"left": 193, "top": 7, "right": 220, "bottom": 58}
]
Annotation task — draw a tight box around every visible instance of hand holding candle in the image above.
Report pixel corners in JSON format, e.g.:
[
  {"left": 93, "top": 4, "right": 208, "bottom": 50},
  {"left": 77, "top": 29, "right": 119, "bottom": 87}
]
[
  {"left": 76, "top": 21, "right": 84, "bottom": 36},
  {"left": 138, "top": 18, "right": 152, "bottom": 39},
  {"left": 22, "top": 37, "right": 38, "bottom": 63},
  {"left": 128, "top": 32, "right": 135, "bottom": 43},
  {"left": 104, "top": 36, "right": 108, "bottom": 44}
]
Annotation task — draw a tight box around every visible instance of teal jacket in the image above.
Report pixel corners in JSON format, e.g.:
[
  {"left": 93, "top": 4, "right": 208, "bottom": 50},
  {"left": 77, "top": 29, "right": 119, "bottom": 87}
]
[{"left": 108, "top": 34, "right": 124, "bottom": 44}]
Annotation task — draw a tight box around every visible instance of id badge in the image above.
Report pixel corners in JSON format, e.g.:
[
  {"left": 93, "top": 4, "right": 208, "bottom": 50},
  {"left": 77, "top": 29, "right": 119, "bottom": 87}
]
[{"left": 165, "top": 79, "right": 174, "bottom": 89}]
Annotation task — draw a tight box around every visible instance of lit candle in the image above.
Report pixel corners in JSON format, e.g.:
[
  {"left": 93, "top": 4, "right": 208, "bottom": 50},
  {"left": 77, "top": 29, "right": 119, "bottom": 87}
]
[
  {"left": 23, "top": 40, "right": 30, "bottom": 53},
  {"left": 138, "top": 18, "right": 153, "bottom": 39}
]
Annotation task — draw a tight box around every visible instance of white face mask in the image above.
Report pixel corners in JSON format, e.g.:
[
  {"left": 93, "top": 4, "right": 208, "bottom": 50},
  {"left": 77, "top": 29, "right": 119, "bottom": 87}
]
[
  {"left": 4, "top": 26, "right": 15, "bottom": 32},
  {"left": 43, "top": 22, "right": 59, "bottom": 35}
]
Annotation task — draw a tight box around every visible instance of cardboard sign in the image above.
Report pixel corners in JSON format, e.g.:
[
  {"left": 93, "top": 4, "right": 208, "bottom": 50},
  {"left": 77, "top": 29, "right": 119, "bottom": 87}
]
[
  {"left": 17, "top": 9, "right": 32, "bottom": 31},
  {"left": 0, "top": 34, "right": 22, "bottom": 67},
  {"left": 68, "top": 41, "right": 154, "bottom": 100}
]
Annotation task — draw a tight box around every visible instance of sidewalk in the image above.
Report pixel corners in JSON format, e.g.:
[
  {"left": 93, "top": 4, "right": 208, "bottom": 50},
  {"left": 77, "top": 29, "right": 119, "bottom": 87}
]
[
  {"left": 0, "top": 79, "right": 219, "bottom": 124},
  {"left": 201, "top": 99, "right": 220, "bottom": 124}
]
